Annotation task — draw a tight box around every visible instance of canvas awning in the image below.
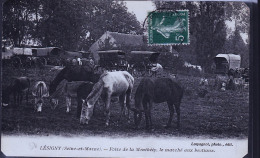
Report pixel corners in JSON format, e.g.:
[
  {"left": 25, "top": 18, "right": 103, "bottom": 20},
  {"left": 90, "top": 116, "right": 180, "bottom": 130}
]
[{"left": 214, "top": 54, "right": 241, "bottom": 70}]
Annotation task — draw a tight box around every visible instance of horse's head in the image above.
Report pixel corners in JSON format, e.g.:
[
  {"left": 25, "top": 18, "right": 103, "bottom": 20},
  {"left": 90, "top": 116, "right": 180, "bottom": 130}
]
[
  {"left": 2, "top": 90, "right": 10, "bottom": 107},
  {"left": 50, "top": 98, "right": 59, "bottom": 110},
  {"left": 35, "top": 99, "right": 43, "bottom": 112},
  {"left": 80, "top": 99, "right": 94, "bottom": 125},
  {"left": 130, "top": 107, "right": 143, "bottom": 128}
]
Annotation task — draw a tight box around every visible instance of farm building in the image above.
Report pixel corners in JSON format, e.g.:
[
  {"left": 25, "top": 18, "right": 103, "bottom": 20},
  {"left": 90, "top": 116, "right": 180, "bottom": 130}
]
[{"left": 89, "top": 31, "right": 144, "bottom": 62}]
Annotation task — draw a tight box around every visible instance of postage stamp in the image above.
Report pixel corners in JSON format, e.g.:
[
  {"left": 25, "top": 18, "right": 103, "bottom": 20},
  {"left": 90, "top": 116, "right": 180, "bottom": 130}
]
[{"left": 148, "top": 10, "right": 189, "bottom": 45}]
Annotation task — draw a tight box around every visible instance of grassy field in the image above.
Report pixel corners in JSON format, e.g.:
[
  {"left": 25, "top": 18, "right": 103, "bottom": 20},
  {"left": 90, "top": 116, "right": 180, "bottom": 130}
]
[{"left": 1, "top": 65, "right": 249, "bottom": 138}]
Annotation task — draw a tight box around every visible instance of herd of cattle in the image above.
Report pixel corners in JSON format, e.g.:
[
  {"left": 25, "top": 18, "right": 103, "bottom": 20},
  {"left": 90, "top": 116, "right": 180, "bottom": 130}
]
[{"left": 2, "top": 63, "right": 249, "bottom": 129}]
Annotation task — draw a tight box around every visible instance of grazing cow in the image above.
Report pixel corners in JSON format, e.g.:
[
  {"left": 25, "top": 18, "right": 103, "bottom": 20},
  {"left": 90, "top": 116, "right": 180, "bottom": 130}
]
[
  {"left": 80, "top": 71, "right": 134, "bottom": 126},
  {"left": 32, "top": 81, "right": 49, "bottom": 112},
  {"left": 131, "top": 77, "right": 183, "bottom": 129},
  {"left": 2, "top": 77, "right": 30, "bottom": 107},
  {"left": 50, "top": 81, "right": 94, "bottom": 116}
]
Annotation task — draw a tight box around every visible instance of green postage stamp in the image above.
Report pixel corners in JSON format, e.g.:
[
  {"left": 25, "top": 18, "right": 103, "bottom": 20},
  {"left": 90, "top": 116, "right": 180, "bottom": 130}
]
[{"left": 148, "top": 10, "right": 189, "bottom": 45}]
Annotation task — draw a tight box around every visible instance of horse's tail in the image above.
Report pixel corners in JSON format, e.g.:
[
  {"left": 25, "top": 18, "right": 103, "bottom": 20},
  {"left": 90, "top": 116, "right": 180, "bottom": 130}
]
[
  {"left": 134, "top": 79, "right": 144, "bottom": 106},
  {"left": 122, "top": 71, "right": 134, "bottom": 89},
  {"left": 38, "top": 83, "right": 44, "bottom": 98},
  {"left": 32, "top": 81, "right": 49, "bottom": 98},
  {"left": 27, "top": 78, "right": 31, "bottom": 96},
  {"left": 86, "top": 79, "right": 104, "bottom": 108},
  {"left": 170, "top": 79, "right": 184, "bottom": 103},
  {"left": 133, "top": 78, "right": 149, "bottom": 113},
  {"left": 32, "top": 82, "right": 43, "bottom": 97}
]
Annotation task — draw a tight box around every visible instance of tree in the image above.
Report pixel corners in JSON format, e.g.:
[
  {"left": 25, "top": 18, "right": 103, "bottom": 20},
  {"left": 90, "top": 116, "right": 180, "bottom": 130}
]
[
  {"left": 154, "top": 2, "right": 227, "bottom": 72},
  {"left": 3, "top": 0, "right": 38, "bottom": 46},
  {"left": 83, "top": 1, "right": 142, "bottom": 50},
  {"left": 195, "top": 2, "right": 227, "bottom": 71},
  {"left": 224, "top": 2, "right": 249, "bottom": 68},
  {"left": 3, "top": 0, "right": 142, "bottom": 51},
  {"left": 224, "top": 27, "right": 249, "bottom": 67},
  {"left": 225, "top": 2, "right": 250, "bottom": 34},
  {"left": 36, "top": 0, "right": 142, "bottom": 51}
]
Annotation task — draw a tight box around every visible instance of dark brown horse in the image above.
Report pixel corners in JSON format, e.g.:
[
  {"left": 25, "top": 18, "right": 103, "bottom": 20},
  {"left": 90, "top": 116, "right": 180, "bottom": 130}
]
[
  {"left": 76, "top": 82, "right": 95, "bottom": 117},
  {"left": 132, "top": 77, "right": 183, "bottom": 129},
  {"left": 49, "top": 65, "right": 100, "bottom": 95},
  {"left": 2, "top": 77, "right": 30, "bottom": 107}
]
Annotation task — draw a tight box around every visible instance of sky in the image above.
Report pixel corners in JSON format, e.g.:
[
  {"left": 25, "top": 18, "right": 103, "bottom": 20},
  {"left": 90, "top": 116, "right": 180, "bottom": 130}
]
[
  {"left": 226, "top": 20, "right": 248, "bottom": 44},
  {"left": 124, "top": 1, "right": 156, "bottom": 24}
]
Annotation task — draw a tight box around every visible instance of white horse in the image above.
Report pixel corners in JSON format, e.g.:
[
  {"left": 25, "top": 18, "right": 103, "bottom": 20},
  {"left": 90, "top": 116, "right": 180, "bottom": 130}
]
[
  {"left": 80, "top": 71, "right": 134, "bottom": 126},
  {"left": 32, "top": 81, "right": 49, "bottom": 112}
]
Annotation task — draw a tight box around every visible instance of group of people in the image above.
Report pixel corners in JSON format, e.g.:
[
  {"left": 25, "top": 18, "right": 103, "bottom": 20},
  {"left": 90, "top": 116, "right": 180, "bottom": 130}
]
[{"left": 70, "top": 56, "right": 95, "bottom": 66}]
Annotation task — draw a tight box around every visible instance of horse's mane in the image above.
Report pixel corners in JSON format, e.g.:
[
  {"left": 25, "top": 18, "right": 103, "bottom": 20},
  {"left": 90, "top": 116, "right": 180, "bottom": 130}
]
[
  {"left": 50, "top": 81, "right": 66, "bottom": 98},
  {"left": 86, "top": 79, "right": 104, "bottom": 107},
  {"left": 91, "top": 73, "right": 102, "bottom": 83},
  {"left": 50, "top": 67, "right": 67, "bottom": 93},
  {"left": 100, "top": 72, "right": 109, "bottom": 79},
  {"left": 122, "top": 71, "right": 134, "bottom": 88},
  {"left": 134, "top": 78, "right": 147, "bottom": 110}
]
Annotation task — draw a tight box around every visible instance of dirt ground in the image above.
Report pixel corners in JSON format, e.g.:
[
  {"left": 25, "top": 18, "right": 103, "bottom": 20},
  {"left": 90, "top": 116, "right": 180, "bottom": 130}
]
[{"left": 1, "top": 66, "right": 249, "bottom": 138}]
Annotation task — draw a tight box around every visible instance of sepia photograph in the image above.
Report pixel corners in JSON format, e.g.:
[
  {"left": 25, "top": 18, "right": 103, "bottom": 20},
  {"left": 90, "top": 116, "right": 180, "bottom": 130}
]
[{"left": 1, "top": 0, "right": 252, "bottom": 157}]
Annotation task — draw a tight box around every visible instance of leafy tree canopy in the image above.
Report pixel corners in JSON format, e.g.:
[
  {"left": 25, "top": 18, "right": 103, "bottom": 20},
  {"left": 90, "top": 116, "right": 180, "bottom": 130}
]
[
  {"left": 154, "top": 1, "right": 249, "bottom": 71},
  {"left": 3, "top": 0, "right": 142, "bottom": 51}
]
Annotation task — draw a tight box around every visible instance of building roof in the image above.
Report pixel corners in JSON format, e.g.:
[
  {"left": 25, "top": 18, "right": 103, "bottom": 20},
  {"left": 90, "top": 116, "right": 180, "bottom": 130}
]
[
  {"left": 89, "top": 31, "right": 144, "bottom": 53},
  {"left": 107, "top": 31, "right": 144, "bottom": 46}
]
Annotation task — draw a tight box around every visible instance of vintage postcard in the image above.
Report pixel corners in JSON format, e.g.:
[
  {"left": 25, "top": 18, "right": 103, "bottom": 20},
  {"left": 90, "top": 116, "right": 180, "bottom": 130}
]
[{"left": 1, "top": 0, "right": 252, "bottom": 158}]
